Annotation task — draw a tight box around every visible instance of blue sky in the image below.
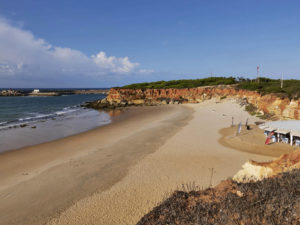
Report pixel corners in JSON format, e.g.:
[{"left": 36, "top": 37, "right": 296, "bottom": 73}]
[{"left": 0, "top": 0, "right": 300, "bottom": 87}]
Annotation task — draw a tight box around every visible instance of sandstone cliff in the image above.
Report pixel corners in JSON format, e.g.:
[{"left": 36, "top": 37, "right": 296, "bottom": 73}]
[
  {"left": 87, "top": 85, "right": 300, "bottom": 120},
  {"left": 233, "top": 150, "right": 300, "bottom": 183}
]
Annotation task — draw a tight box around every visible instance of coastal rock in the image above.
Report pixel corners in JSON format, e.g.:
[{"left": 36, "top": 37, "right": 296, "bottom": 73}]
[
  {"left": 233, "top": 161, "right": 274, "bottom": 183},
  {"left": 28, "top": 92, "right": 60, "bottom": 96},
  {"left": 88, "top": 85, "right": 300, "bottom": 120},
  {"left": 233, "top": 150, "right": 300, "bottom": 183},
  {"left": 132, "top": 99, "right": 145, "bottom": 105},
  {"left": 0, "top": 90, "right": 23, "bottom": 96}
]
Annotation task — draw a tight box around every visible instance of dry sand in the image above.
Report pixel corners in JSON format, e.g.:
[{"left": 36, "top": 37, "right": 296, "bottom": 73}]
[
  {"left": 219, "top": 125, "right": 297, "bottom": 157},
  {"left": 0, "top": 105, "right": 191, "bottom": 225},
  {"left": 46, "top": 100, "right": 272, "bottom": 225}
]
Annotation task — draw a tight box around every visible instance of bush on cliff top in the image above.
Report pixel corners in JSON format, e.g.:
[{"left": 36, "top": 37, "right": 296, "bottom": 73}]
[
  {"left": 118, "top": 77, "right": 236, "bottom": 89},
  {"left": 237, "top": 78, "right": 300, "bottom": 99},
  {"left": 117, "top": 77, "right": 300, "bottom": 99}
]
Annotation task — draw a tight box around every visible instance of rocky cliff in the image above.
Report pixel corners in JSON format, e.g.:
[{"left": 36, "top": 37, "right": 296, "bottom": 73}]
[
  {"left": 87, "top": 85, "right": 300, "bottom": 120},
  {"left": 233, "top": 150, "right": 300, "bottom": 183}
]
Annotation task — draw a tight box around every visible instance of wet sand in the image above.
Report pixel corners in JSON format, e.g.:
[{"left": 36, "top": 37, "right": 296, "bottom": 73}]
[
  {"left": 0, "top": 105, "right": 192, "bottom": 225},
  {"left": 219, "top": 125, "right": 296, "bottom": 157},
  {"left": 47, "top": 100, "right": 272, "bottom": 225}
]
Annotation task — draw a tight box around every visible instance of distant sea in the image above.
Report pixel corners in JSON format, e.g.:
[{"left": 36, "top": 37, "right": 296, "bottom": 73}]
[{"left": 0, "top": 91, "right": 110, "bottom": 152}]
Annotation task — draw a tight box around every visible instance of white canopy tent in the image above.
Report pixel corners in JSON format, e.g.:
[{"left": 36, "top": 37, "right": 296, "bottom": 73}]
[
  {"left": 264, "top": 127, "right": 276, "bottom": 132},
  {"left": 262, "top": 120, "right": 300, "bottom": 146},
  {"left": 291, "top": 131, "right": 300, "bottom": 137},
  {"left": 264, "top": 120, "right": 300, "bottom": 133},
  {"left": 276, "top": 129, "right": 290, "bottom": 135},
  {"left": 259, "top": 124, "right": 269, "bottom": 130}
]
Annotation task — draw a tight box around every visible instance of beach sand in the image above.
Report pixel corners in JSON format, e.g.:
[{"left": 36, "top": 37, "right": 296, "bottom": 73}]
[
  {"left": 0, "top": 105, "right": 191, "bottom": 225},
  {"left": 45, "top": 100, "right": 272, "bottom": 225}
]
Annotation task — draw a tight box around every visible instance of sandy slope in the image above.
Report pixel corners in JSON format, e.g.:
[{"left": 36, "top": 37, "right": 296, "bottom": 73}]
[{"left": 48, "top": 100, "right": 272, "bottom": 225}]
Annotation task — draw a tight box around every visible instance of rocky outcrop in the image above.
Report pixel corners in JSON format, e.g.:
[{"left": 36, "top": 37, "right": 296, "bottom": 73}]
[
  {"left": 28, "top": 92, "right": 60, "bottom": 96},
  {"left": 233, "top": 150, "right": 300, "bottom": 183},
  {"left": 0, "top": 90, "right": 23, "bottom": 96},
  {"left": 87, "top": 85, "right": 300, "bottom": 120}
]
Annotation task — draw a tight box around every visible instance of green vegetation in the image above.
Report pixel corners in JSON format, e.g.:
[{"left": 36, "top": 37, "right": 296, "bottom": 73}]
[
  {"left": 117, "top": 76, "right": 300, "bottom": 99},
  {"left": 245, "top": 103, "right": 258, "bottom": 116},
  {"left": 244, "top": 102, "right": 275, "bottom": 120},
  {"left": 118, "top": 77, "right": 236, "bottom": 89},
  {"left": 256, "top": 113, "right": 275, "bottom": 120},
  {"left": 237, "top": 77, "right": 300, "bottom": 99}
]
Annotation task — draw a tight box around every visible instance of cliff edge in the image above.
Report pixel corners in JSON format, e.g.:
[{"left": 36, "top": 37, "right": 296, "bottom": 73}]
[{"left": 86, "top": 85, "right": 300, "bottom": 120}]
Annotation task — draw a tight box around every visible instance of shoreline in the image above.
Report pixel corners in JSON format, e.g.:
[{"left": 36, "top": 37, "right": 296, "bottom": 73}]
[
  {"left": 0, "top": 105, "right": 192, "bottom": 225},
  {"left": 0, "top": 94, "right": 107, "bottom": 153},
  {"left": 0, "top": 109, "right": 111, "bottom": 153}
]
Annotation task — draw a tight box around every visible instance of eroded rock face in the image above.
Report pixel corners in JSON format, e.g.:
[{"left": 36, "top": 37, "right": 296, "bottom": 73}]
[
  {"left": 88, "top": 85, "right": 300, "bottom": 120},
  {"left": 233, "top": 150, "right": 300, "bottom": 183}
]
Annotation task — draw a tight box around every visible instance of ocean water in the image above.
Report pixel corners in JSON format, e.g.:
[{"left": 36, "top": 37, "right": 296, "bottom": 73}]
[
  {"left": 0, "top": 94, "right": 106, "bottom": 127},
  {"left": 0, "top": 94, "right": 110, "bottom": 152}
]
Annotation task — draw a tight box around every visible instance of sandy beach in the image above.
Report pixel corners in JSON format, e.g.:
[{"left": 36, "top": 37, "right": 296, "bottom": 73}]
[
  {"left": 47, "top": 100, "right": 272, "bottom": 225},
  {"left": 0, "top": 100, "right": 273, "bottom": 225},
  {"left": 0, "top": 105, "right": 191, "bottom": 225}
]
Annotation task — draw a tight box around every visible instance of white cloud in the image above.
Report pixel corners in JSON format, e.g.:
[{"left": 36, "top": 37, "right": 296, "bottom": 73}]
[
  {"left": 92, "top": 51, "right": 139, "bottom": 73},
  {"left": 139, "top": 69, "right": 155, "bottom": 73},
  {"left": 0, "top": 17, "right": 152, "bottom": 86}
]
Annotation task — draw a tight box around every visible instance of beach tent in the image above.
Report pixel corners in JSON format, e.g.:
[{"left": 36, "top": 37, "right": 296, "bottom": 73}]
[
  {"left": 275, "top": 129, "right": 290, "bottom": 143},
  {"left": 265, "top": 127, "right": 276, "bottom": 132},
  {"left": 291, "top": 131, "right": 300, "bottom": 138},
  {"left": 259, "top": 124, "right": 269, "bottom": 130},
  {"left": 276, "top": 129, "right": 290, "bottom": 135},
  {"left": 263, "top": 127, "right": 276, "bottom": 137},
  {"left": 265, "top": 120, "right": 300, "bottom": 145},
  {"left": 291, "top": 131, "right": 300, "bottom": 147}
]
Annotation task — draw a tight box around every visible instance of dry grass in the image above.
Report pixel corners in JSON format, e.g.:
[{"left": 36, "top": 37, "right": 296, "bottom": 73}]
[{"left": 137, "top": 169, "right": 300, "bottom": 225}]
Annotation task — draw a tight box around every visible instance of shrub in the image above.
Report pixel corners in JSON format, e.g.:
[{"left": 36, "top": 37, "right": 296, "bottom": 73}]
[
  {"left": 245, "top": 104, "right": 258, "bottom": 116},
  {"left": 118, "top": 77, "right": 237, "bottom": 89},
  {"left": 115, "top": 77, "right": 300, "bottom": 99}
]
